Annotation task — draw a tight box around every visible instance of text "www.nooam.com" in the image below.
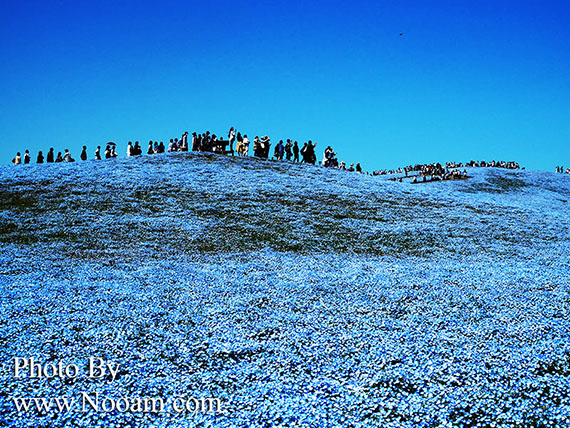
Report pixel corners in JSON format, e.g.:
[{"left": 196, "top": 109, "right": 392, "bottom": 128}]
[{"left": 11, "top": 392, "right": 226, "bottom": 414}]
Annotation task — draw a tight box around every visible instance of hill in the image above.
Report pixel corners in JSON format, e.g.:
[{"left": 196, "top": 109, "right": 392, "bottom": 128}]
[{"left": 1, "top": 153, "right": 569, "bottom": 427}]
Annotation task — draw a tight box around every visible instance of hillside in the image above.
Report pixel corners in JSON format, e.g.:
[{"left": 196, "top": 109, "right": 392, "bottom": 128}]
[{"left": 1, "top": 153, "right": 569, "bottom": 427}]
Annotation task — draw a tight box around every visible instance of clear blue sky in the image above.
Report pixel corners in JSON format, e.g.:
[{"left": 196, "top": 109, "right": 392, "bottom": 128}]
[{"left": 1, "top": 0, "right": 568, "bottom": 171}]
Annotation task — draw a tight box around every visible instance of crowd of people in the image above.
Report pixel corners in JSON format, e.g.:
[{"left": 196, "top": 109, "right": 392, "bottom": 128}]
[
  {"left": 372, "top": 159, "right": 521, "bottom": 177},
  {"left": 410, "top": 168, "right": 468, "bottom": 183},
  {"left": 9, "top": 127, "right": 354, "bottom": 169},
  {"left": 10, "top": 148, "right": 80, "bottom": 164},
  {"left": 9, "top": 128, "right": 547, "bottom": 182},
  {"left": 555, "top": 166, "right": 569, "bottom": 174},
  {"left": 404, "top": 160, "right": 521, "bottom": 176},
  {"left": 379, "top": 159, "right": 526, "bottom": 183},
  {"left": 463, "top": 160, "right": 520, "bottom": 169}
]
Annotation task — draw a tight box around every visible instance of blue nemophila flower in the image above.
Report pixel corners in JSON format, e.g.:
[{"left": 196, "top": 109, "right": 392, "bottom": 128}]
[{"left": 1, "top": 157, "right": 569, "bottom": 427}]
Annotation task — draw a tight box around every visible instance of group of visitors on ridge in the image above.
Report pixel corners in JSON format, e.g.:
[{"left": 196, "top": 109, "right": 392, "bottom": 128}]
[
  {"left": 383, "top": 160, "right": 525, "bottom": 183},
  {"left": 9, "top": 126, "right": 543, "bottom": 178},
  {"left": 376, "top": 160, "right": 521, "bottom": 177},
  {"left": 555, "top": 166, "right": 569, "bottom": 174},
  {"left": 10, "top": 143, "right": 125, "bottom": 165},
  {"left": 9, "top": 127, "right": 366, "bottom": 172}
]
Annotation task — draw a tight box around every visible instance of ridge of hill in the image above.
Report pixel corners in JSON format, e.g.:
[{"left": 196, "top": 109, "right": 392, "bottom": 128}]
[{"left": 1, "top": 152, "right": 569, "bottom": 261}]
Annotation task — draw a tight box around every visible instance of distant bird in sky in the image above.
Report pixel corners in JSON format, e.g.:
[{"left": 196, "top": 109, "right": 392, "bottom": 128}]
[{"left": 400, "top": 33, "right": 404, "bottom": 36}]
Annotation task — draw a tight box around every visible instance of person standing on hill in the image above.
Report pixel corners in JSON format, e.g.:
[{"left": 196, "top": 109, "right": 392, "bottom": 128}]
[
  {"left": 302, "top": 141, "right": 317, "bottom": 164},
  {"left": 147, "top": 141, "right": 154, "bottom": 155},
  {"left": 127, "top": 142, "right": 135, "bottom": 156},
  {"left": 228, "top": 127, "right": 236, "bottom": 154},
  {"left": 95, "top": 146, "right": 101, "bottom": 160},
  {"left": 274, "top": 140, "right": 284, "bottom": 160},
  {"left": 235, "top": 133, "right": 245, "bottom": 156},
  {"left": 236, "top": 132, "right": 243, "bottom": 154},
  {"left": 63, "top": 149, "right": 75, "bottom": 162},
  {"left": 12, "top": 152, "right": 21, "bottom": 165},
  {"left": 322, "top": 146, "right": 335, "bottom": 167},
  {"left": 242, "top": 134, "right": 250, "bottom": 156},
  {"left": 253, "top": 136, "right": 261, "bottom": 157},
  {"left": 310, "top": 141, "right": 317, "bottom": 164},
  {"left": 55, "top": 152, "right": 63, "bottom": 162},
  {"left": 300, "top": 142, "right": 307, "bottom": 163},
  {"left": 80, "top": 146, "right": 87, "bottom": 161},
  {"left": 260, "top": 135, "right": 271, "bottom": 158},
  {"left": 285, "top": 140, "right": 293, "bottom": 161},
  {"left": 23, "top": 150, "right": 31, "bottom": 164},
  {"left": 293, "top": 141, "right": 299, "bottom": 162},
  {"left": 47, "top": 148, "right": 55, "bottom": 163},
  {"left": 37, "top": 151, "right": 44, "bottom": 164}
]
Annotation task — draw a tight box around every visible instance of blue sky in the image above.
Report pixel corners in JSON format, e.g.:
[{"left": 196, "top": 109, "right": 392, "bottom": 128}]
[{"left": 1, "top": 0, "right": 568, "bottom": 171}]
